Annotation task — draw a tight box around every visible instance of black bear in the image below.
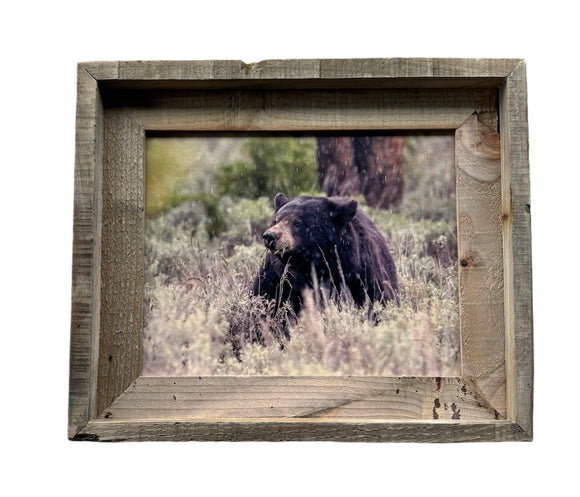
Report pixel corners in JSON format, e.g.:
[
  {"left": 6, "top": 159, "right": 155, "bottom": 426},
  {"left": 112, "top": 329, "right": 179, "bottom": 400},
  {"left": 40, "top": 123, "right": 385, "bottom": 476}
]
[{"left": 253, "top": 193, "right": 399, "bottom": 332}]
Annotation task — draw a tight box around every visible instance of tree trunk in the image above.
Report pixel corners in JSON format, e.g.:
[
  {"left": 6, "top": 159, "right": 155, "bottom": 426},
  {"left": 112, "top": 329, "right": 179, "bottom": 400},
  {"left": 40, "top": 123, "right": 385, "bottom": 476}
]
[
  {"left": 316, "top": 135, "right": 404, "bottom": 209},
  {"left": 316, "top": 136, "right": 360, "bottom": 197}
]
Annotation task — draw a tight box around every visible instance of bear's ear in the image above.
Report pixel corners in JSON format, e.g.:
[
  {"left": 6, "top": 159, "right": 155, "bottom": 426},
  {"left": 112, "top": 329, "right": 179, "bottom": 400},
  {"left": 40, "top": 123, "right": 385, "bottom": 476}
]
[
  {"left": 329, "top": 198, "right": 358, "bottom": 224},
  {"left": 274, "top": 193, "right": 289, "bottom": 211}
]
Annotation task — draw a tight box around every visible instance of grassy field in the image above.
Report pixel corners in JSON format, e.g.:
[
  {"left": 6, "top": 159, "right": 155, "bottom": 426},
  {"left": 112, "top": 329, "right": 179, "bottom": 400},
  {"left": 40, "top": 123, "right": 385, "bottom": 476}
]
[{"left": 142, "top": 135, "right": 460, "bottom": 376}]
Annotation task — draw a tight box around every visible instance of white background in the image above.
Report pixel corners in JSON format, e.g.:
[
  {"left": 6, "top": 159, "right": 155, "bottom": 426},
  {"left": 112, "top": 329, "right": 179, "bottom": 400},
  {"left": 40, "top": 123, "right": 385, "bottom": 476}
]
[{"left": 2, "top": 1, "right": 577, "bottom": 495}]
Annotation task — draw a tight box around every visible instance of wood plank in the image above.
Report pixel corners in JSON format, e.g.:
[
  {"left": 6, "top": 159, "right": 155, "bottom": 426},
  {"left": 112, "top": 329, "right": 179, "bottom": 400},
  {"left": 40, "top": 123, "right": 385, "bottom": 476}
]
[
  {"left": 455, "top": 114, "right": 506, "bottom": 417},
  {"left": 320, "top": 58, "right": 520, "bottom": 80},
  {"left": 500, "top": 61, "right": 533, "bottom": 436},
  {"left": 68, "top": 65, "right": 103, "bottom": 439},
  {"left": 83, "top": 58, "right": 521, "bottom": 87},
  {"left": 104, "top": 88, "right": 497, "bottom": 131},
  {"left": 77, "top": 418, "right": 527, "bottom": 443},
  {"left": 98, "top": 376, "right": 501, "bottom": 422},
  {"left": 97, "top": 108, "right": 145, "bottom": 415}
]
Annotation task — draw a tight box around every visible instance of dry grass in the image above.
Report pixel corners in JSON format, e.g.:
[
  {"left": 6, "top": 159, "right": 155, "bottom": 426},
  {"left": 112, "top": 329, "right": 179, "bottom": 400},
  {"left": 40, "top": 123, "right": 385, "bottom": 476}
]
[{"left": 142, "top": 202, "right": 460, "bottom": 376}]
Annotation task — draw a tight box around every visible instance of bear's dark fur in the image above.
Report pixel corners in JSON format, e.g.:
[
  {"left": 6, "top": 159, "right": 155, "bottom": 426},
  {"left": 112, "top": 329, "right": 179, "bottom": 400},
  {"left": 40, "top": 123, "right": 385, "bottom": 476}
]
[{"left": 253, "top": 193, "right": 399, "bottom": 331}]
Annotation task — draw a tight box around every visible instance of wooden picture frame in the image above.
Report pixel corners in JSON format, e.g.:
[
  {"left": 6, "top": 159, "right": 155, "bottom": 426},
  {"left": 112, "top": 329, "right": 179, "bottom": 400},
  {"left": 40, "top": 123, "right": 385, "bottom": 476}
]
[{"left": 68, "top": 58, "right": 533, "bottom": 442}]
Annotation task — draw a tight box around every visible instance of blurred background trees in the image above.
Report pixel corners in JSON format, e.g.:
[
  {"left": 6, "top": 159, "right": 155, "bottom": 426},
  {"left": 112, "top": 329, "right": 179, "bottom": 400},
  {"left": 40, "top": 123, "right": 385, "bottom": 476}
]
[
  {"left": 216, "top": 137, "right": 317, "bottom": 199},
  {"left": 146, "top": 133, "right": 454, "bottom": 238},
  {"left": 316, "top": 135, "right": 404, "bottom": 209}
]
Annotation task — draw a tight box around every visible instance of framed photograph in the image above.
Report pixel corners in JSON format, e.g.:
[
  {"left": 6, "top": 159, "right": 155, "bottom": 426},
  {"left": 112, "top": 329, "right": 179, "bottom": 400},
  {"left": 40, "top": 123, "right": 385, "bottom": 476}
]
[{"left": 68, "top": 58, "right": 533, "bottom": 442}]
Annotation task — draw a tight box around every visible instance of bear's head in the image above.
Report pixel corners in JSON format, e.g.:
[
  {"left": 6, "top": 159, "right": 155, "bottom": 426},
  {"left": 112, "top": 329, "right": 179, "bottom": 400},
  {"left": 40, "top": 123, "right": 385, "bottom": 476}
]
[{"left": 262, "top": 193, "right": 358, "bottom": 258}]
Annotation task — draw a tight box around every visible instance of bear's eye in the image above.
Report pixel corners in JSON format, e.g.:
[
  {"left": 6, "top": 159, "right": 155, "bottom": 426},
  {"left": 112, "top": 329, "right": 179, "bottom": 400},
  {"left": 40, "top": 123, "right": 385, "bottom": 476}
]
[{"left": 292, "top": 220, "right": 302, "bottom": 228}]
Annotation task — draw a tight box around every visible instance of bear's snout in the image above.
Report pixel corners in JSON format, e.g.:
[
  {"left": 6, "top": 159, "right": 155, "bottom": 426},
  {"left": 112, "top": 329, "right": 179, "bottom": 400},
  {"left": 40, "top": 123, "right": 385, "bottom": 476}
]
[
  {"left": 263, "top": 231, "right": 277, "bottom": 250},
  {"left": 262, "top": 220, "right": 296, "bottom": 252}
]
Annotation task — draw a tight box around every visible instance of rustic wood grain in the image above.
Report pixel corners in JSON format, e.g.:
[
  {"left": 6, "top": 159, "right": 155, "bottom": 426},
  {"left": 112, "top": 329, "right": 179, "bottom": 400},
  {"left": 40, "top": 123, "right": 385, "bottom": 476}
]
[
  {"left": 105, "top": 88, "right": 497, "bottom": 132},
  {"left": 83, "top": 58, "right": 521, "bottom": 90},
  {"left": 456, "top": 114, "right": 506, "bottom": 417},
  {"left": 97, "top": 108, "right": 145, "bottom": 415},
  {"left": 78, "top": 418, "right": 527, "bottom": 443},
  {"left": 99, "top": 376, "right": 501, "bottom": 422},
  {"left": 68, "top": 65, "right": 103, "bottom": 439},
  {"left": 68, "top": 58, "right": 533, "bottom": 442},
  {"left": 500, "top": 61, "right": 533, "bottom": 436}
]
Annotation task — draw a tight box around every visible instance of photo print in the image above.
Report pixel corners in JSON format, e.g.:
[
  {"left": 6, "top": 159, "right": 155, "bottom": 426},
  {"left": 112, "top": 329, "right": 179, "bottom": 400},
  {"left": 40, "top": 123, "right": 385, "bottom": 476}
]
[{"left": 142, "top": 133, "right": 460, "bottom": 376}]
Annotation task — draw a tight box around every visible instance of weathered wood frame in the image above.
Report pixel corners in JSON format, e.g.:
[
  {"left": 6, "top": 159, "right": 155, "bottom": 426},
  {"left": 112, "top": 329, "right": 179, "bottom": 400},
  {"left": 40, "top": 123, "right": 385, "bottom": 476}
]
[{"left": 68, "top": 59, "right": 533, "bottom": 442}]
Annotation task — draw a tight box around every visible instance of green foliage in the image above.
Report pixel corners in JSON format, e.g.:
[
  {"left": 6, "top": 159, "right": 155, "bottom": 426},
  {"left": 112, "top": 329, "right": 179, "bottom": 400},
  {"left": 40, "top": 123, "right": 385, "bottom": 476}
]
[
  {"left": 215, "top": 161, "right": 262, "bottom": 198},
  {"left": 195, "top": 192, "right": 226, "bottom": 239},
  {"left": 220, "top": 196, "right": 274, "bottom": 247},
  {"left": 216, "top": 137, "right": 317, "bottom": 199}
]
